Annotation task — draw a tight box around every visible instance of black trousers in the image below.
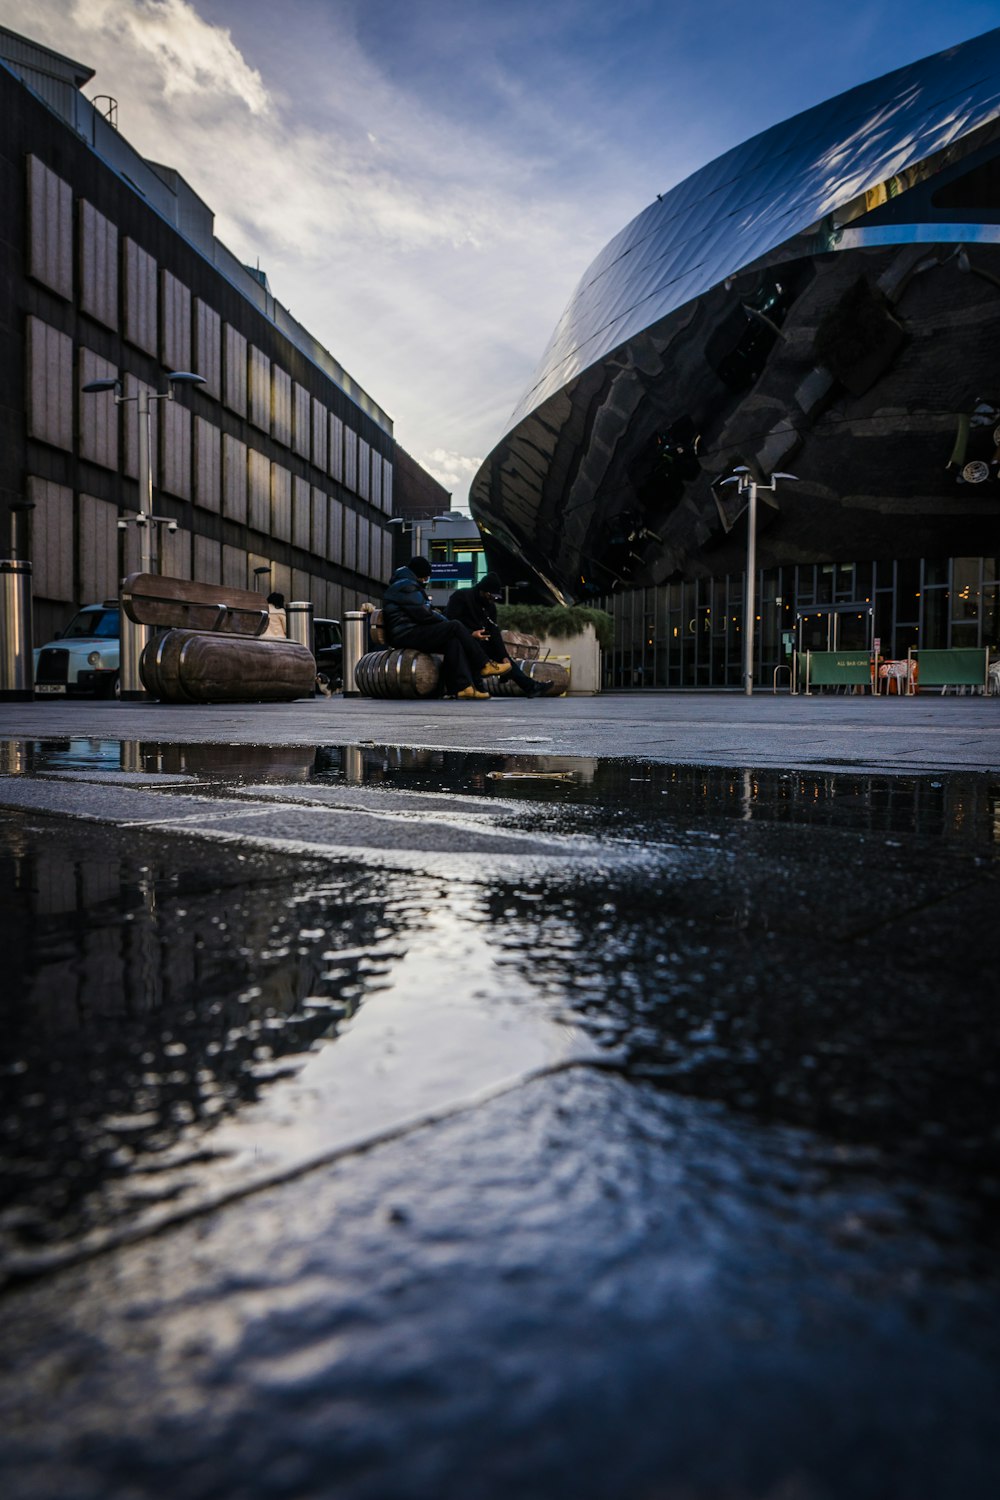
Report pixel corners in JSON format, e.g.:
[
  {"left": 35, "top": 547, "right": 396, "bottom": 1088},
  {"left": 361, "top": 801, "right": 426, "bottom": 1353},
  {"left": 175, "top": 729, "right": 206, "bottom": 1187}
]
[
  {"left": 483, "top": 624, "right": 536, "bottom": 694},
  {"left": 399, "top": 619, "right": 489, "bottom": 694}
]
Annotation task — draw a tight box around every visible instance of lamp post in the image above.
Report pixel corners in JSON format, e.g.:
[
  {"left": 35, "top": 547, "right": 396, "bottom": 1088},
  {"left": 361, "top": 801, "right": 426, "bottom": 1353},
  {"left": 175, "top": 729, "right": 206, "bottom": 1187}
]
[
  {"left": 721, "top": 467, "right": 797, "bottom": 695},
  {"left": 82, "top": 370, "right": 205, "bottom": 699}
]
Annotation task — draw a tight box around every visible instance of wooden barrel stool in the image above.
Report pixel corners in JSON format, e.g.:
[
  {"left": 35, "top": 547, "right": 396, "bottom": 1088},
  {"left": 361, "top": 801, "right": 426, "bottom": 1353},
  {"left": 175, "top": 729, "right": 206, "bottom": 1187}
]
[
  {"left": 354, "top": 648, "right": 441, "bottom": 698},
  {"left": 487, "top": 659, "right": 569, "bottom": 697}
]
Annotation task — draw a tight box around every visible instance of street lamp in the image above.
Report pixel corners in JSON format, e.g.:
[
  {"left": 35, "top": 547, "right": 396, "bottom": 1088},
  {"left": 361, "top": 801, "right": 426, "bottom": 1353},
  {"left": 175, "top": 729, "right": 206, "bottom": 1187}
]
[
  {"left": 721, "top": 467, "right": 798, "bottom": 695},
  {"left": 82, "top": 369, "right": 206, "bottom": 699},
  {"left": 387, "top": 515, "right": 424, "bottom": 559}
]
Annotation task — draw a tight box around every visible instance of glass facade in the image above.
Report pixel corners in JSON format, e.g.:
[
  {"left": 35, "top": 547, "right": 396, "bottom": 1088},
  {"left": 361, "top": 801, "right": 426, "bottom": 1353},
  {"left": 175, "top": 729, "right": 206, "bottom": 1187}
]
[{"left": 600, "top": 556, "right": 1000, "bottom": 688}]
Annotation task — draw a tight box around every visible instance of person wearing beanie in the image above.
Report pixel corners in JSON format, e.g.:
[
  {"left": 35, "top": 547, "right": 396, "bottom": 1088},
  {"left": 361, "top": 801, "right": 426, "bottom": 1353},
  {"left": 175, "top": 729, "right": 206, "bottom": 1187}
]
[
  {"left": 446, "top": 573, "right": 551, "bottom": 697},
  {"left": 382, "top": 556, "right": 510, "bottom": 699}
]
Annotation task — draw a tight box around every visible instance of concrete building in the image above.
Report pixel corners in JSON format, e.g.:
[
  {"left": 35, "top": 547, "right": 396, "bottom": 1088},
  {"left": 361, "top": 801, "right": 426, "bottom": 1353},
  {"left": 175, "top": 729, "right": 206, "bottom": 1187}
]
[
  {"left": 0, "top": 25, "right": 441, "bottom": 647},
  {"left": 471, "top": 30, "right": 1000, "bottom": 687}
]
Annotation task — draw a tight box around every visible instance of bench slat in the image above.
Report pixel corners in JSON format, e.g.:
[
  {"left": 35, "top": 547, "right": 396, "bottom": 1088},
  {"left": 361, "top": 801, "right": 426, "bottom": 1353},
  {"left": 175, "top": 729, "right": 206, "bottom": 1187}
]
[{"left": 122, "top": 573, "right": 269, "bottom": 636}]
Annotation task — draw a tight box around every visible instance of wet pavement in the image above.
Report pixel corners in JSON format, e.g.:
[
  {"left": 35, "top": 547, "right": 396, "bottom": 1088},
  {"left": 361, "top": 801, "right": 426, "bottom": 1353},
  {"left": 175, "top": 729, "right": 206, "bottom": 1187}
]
[{"left": 0, "top": 706, "right": 999, "bottom": 1498}]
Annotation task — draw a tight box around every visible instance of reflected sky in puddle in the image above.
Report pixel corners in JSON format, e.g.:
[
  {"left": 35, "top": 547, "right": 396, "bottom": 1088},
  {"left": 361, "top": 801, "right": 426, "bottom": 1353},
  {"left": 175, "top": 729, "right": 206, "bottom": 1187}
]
[{"left": 1, "top": 737, "right": 998, "bottom": 1283}]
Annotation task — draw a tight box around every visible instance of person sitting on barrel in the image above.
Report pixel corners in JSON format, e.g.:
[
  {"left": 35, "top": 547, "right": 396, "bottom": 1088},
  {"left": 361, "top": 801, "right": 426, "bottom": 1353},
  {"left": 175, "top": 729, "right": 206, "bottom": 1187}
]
[
  {"left": 382, "top": 556, "right": 510, "bottom": 700},
  {"left": 446, "top": 572, "right": 551, "bottom": 697}
]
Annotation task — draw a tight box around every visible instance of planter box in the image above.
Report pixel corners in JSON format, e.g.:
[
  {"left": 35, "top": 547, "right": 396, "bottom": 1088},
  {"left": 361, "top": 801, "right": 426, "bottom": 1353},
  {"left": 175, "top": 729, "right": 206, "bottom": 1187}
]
[{"left": 537, "top": 624, "right": 602, "bottom": 694}]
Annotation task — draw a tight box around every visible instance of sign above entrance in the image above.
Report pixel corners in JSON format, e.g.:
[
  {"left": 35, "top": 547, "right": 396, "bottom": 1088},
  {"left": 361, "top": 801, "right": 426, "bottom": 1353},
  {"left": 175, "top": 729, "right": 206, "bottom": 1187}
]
[{"left": 430, "top": 562, "right": 474, "bottom": 581}]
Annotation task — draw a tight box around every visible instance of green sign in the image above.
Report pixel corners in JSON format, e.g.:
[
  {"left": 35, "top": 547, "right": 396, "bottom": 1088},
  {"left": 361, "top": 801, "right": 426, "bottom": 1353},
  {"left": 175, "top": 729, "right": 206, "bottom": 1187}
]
[{"left": 913, "top": 648, "right": 987, "bottom": 687}]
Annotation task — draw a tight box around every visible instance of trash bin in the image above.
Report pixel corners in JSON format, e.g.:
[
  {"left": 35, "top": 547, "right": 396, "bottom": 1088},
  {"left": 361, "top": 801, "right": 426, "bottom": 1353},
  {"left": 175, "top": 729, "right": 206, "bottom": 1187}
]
[
  {"left": 0, "top": 559, "right": 33, "bottom": 701},
  {"left": 342, "top": 611, "right": 368, "bottom": 697}
]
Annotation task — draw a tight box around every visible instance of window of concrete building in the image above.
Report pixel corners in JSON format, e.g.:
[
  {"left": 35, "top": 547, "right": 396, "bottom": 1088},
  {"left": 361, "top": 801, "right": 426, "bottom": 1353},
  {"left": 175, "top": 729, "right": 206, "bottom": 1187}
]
[
  {"left": 27, "top": 478, "right": 73, "bottom": 601},
  {"left": 249, "top": 346, "right": 271, "bottom": 433},
  {"left": 194, "top": 534, "right": 222, "bottom": 584},
  {"left": 951, "top": 557, "right": 984, "bottom": 647},
  {"left": 293, "top": 383, "right": 311, "bottom": 459},
  {"left": 123, "top": 239, "right": 158, "bottom": 355},
  {"left": 79, "top": 201, "right": 118, "bottom": 329},
  {"left": 26, "top": 317, "right": 73, "bottom": 452},
  {"left": 27, "top": 156, "right": 72, "bottom": 300},
  {"left": 357, "top": 437, "right": 370, "bottom": 501},
  {"left": 222, "top": 434, "right": 248, "bottom": 522},
  {"left": 311, "top": 486, "right": 328, "bottom": 559},
  {"left": 329, "top": 413, "right": 343, "bottom": 482},
  {"left": 78, "top": 349, "right": 119, "bottom": 470},
  {"left": 371, "top": 450, "right": 383, "bottom": 511},
  {"left": 122, "top": 374, "right": 159, "bottom": 484},
  {"left": 79, "top": 494, "right": 118, "bottom": 604},
  {"left": 223, "top": 324, "right": 248, "bottom": 416},
  {"left": 248, "top": 448, "right": 270, "bottom": 532},
  {"left": 312, "top": 399, "right": 328, "bottom": 472},
  {"left": 343, "top": 508, "right": 358, "bottom": 571},
  {"left": 194, "top": 299, "right": 222, "bottom": 399},
  {"left": 272, "top": 365, "right": 292, "bottom": 446},
  {"left": 160, "top": 271, "right": 192, "bottom": 373},
  {"left": 270, "top": 462, "right": 292, "bottom": 542},
  {"left": 344, "top": 427, "right": 358, "bottom": 492},
  {"left": 327, "top": 495, "right": 343, "bottom": 564},
  {"left": 222, "top": 543, "right": 249, "bottom": 591},
  {"left": 160, "top": 400, "right": 192, "bottom": 500},
  {"left": 292, "top": 474, "right": 311, "bottom": 550},
  {"left": 193, "top": 417, "right": 221, "bottom": 512}
]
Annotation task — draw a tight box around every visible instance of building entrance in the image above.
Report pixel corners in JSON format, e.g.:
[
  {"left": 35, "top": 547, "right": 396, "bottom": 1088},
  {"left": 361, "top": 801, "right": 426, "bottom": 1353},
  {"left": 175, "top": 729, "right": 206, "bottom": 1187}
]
[{"left": 796, "top": 604, "right": 874, "bottom": 654}]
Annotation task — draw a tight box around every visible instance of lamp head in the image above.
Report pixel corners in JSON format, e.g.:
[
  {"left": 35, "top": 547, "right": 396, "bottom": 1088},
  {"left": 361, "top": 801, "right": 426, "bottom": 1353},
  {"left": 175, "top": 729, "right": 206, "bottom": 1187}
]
[
  {"left": 82, "top": 377, "right": 122, "bottom": 394},
  {"left": 166, "top": 371, "right": 207, "bottom": 387}
]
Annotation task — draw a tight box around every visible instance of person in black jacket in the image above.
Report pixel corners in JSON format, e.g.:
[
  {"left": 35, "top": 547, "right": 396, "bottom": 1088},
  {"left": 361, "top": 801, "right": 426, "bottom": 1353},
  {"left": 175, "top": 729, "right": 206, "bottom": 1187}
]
[
  {"left": 382, "top": 557, "right": 510, "bottom": 699},
  {"left": 446, "top": 573, "right": 551, "bottom": 696}
]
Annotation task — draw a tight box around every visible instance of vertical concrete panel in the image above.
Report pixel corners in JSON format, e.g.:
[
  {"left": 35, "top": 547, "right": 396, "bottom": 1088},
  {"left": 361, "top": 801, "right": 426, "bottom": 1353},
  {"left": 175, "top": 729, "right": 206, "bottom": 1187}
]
[
  {"left": 270, "top": 462, "right": 292, "bottom": 542},
  {"left": 161, "top": 271, "right": 192, "bottom": 371},
  {"left": 328, "top": 496, "right": 343, "bottom": 564},
  {"left": 357, "top": 515, "right": 370, "bottom": 577},
  {"left": 292, "top": 568, "right": 311, "bottom": 603},
  {"left": 249, "top": 345, "right": 271, "bottom": 432},
  {"left": 248, "top": 449, "right": 270, "bottom": 532},
  {"left": 194, "top": 534, "right": 222, "bottom": 584},
  {"left": 329, "top": 413, "right": 343, "bottom": 482},
  {"left": 328, "top": 581, "right": 343, "bottom": 620},
  {"left": 292, "top": 382, "right": 311, "bottom": 458},
  {"left": 223, "top": 324, "right": 248, "bottom": 416},
  {"left": 382, "top": 529, "right": 393, "bottom": 583},
  {"left": 272, "top": 562, "right": 292, "bottom": 602},
  {"left": 194, "top": 299, "right": 221, "bottom": 398},
  {"left": 160, "top": 400, "right": 192, "bottom": 499},
  {"left": 79, "top": 201, "right": 118, "bottom": 329},
  {"left": 124, "top": 239, "right": 158, "bottom": 355},
  {"left": 311, "top": 399, "right": 328, "bottom": 471},
  {"left": 222, "top": 434, "right": 248, "bottom": 522},
  {"left": 271, "top": 365, "right": 291, "bottom": 446},
  {"left": 311, "top": 486, "right": 328, "bottom": 559},
  {"left": 384, "top": 460, "right": 393, "bottom": 515},
  {"left": 193, "top": 417, "right": 221, "bottom": 512},
  {"left": 122, "top": 374, "right": 159, "bottom": 484},
  {"left": 343, "top": 509, "right": 357, "bottom": 571},
  {"left": 292, "top": 474, "right": 311, "bottom": 550},
  {"left": 357, "top": 437, "right": 370, "bottom": 501},
  {"left": 27, "top": 156, "right": 72, "bottom": 299},
  {"left": 223, "top": 544, "right": 249, "bottom": 590},
  {"left": 79, "top": 494, "right": 118, "bottom": 604},
  {"left": 343, "top": 427, "right": 358, "bottom": 492},
  {"left": 159, "top": 525, "right": 192, "bottom": 580},
  {"left": 27, "top": 477, "right": 74, "bottom": 601},
  {"left": 26, "top": 317, "right": 73, "bottom": 451},
  {"left": 79, "top": 349, "right": 119, "bottom": 469},
  {"left": 371, "top": 451, "right": 383, "bottom": 511}
]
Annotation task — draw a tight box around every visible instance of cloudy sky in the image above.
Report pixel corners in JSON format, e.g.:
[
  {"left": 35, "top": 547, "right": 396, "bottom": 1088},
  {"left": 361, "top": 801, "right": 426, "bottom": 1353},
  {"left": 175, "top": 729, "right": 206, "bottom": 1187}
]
[{"left": 3, "top": 0, "right": 996, "bottom": 506}]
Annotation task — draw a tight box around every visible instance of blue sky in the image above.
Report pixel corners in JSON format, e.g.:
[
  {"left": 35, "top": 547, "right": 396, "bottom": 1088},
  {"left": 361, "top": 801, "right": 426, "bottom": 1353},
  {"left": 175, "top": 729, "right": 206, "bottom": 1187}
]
[{"left": 5, "top": 0, "right": 998, "bottom": 505}]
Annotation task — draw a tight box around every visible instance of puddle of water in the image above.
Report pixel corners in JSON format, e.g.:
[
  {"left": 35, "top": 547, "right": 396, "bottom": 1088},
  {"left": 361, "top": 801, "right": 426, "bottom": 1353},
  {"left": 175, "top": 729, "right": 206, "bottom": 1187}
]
[{"left": 1, "top": 738, "right": 998, "bottom": 1284}]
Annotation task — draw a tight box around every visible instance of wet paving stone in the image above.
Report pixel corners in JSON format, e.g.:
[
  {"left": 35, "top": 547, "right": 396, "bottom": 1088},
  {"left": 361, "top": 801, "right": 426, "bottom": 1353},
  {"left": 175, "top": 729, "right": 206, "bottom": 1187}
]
[{"left": 0, "top": 740, "right": 998, "bottom": 1497}]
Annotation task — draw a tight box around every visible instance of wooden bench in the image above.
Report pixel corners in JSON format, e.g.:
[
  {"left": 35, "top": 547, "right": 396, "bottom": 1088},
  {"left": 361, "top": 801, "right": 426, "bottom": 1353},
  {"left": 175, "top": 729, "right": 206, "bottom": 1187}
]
[
  {"left": 356, "top": 608, "right": 567, "bottom": 697},
  {"left": 121, "top": 573, "right": 316, "bottom": 703}
]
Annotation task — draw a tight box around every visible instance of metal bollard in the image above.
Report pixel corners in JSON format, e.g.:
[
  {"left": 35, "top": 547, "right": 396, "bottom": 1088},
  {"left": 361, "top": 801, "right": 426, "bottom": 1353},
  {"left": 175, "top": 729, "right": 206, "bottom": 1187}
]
[
  {"left": 0, "top": 559, "right": 33, "bottom": 701},
  {"left": 342, "top": 610, "right": 368, "bottom": 696},
  {"left": 286, "top": 600, "right": 314, "bottom": 653}
]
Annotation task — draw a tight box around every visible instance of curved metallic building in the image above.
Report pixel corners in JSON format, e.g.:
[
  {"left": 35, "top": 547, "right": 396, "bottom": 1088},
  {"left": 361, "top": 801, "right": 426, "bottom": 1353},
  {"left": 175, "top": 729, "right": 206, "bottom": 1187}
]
[{"left": 471, "top": 30, "right": 1000, "bottom": 604}]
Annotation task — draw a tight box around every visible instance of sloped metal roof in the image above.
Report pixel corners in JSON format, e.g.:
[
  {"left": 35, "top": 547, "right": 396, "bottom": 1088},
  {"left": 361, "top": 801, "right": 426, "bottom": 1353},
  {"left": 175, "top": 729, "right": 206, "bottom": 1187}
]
[{"left": 507, "top": 28, "right": 1000, "bottom": 432}]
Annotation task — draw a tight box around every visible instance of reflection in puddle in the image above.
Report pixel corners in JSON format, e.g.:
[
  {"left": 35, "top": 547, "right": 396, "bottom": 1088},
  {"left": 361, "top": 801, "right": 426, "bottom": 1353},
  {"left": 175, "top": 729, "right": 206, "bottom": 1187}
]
[{"left": 1, "top": 737, "right": 998, "bottom": 1282}]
